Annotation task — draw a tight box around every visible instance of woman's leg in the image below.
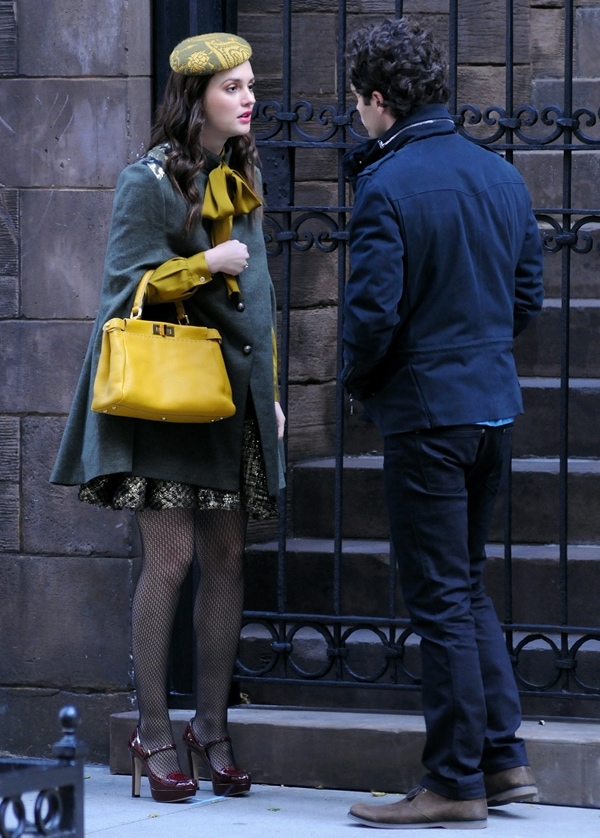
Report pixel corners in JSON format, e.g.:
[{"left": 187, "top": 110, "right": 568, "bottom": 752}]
[
  {"left": 133, "top": 508, "right": 195, "bottom": 777},
  {"left": 191, "top": 507, "right": 247, "bottom": 769}
]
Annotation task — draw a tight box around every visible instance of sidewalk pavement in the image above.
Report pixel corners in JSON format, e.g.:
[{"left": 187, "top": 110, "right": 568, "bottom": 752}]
[{"left": 83, "top": 764, "right": 600, "bottom": 837}]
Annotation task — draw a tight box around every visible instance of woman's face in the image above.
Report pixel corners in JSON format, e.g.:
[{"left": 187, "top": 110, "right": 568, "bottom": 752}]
[{"left": 201, "top": 60, "right": 256, "bottom": 153}]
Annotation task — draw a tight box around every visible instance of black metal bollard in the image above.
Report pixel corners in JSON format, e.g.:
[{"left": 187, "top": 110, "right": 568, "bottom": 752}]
[{"left": 0, "top": 706, "right": 86, "bottom": 837}]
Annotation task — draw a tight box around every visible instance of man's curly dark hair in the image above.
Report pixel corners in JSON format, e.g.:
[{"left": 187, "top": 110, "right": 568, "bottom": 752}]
[{"left": 347, "top": 17, "right": 449, "bottom": 119}]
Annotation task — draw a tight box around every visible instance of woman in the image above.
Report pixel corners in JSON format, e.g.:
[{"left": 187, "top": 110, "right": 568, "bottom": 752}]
[{"left": 50, "top": 33, "right": 285, "bottom": 803}]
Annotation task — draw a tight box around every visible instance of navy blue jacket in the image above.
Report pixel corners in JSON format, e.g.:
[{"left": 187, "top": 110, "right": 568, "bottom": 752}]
[{"left": 342, "top": 104, "right": 544, "bottom": 435}]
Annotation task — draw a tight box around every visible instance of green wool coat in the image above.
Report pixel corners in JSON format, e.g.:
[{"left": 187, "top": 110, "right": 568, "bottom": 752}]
[{"left": 50, "top": 147, "right": 284, "bottom": 497}]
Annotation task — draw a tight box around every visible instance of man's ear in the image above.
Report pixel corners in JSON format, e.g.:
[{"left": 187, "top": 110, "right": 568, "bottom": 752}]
[{"left": 371, "top": 90, "right": 386, "bottom": 109}]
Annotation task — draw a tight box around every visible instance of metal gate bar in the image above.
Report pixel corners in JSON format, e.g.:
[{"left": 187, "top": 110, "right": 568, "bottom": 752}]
[{"left": 153, "top": 0, "right": 600, "bottom": 712}]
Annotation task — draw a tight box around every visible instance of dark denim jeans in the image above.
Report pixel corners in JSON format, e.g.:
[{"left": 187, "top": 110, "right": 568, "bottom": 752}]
[{"left": 383, "top": 424, "right": 528, "bottom": 800}]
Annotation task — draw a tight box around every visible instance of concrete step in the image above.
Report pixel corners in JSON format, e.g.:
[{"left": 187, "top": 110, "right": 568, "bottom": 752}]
[
  {"left": 108, "top": 707, "right": 600, "bottom": 808},
  {"left": 244, "top": 538, "right": 600, "bottom": 629},
  {"left": 517, "top": 377, "right": 600, "bottom": 457},
  {"left": 290, "top": 455, "right": 600, "bottom": 544},
  {"left": 514, "top": 299, "right": 600, "bottom": 378},
  {"left": 344, "top": 377, "right": 600, "bottom": 459}
]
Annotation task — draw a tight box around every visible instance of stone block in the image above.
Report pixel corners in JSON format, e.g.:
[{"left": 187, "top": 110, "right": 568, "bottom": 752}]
[
  {"left": 0, "top": 417, "right": 19, "bottom": 480},
  {"left": 241, "top": 14, "right": 337, "bottom": 97},
  {"left": 575, "top": 8, "right": 600, "bottom": 77},
  {"left": 0, "top": 417, "right": 19, "bottom": 550},
  {"left": 0, "top": 0, "right": 16, "bottom": 75},
  {"left": 21, "top": 189, "right": 113, "bottom": 320},
  {"left": 239, "top": 0, "right": 281, "bottom": 14},
  {"left": 0, "top": 321, "right": 92, "bottom": 414},
  {"left": 455, "top": 0, "right": 530, "bottom": 65},
  {"left": 266, "top": 223, "right": 340, "bottom": 309},
  {"left": 290, "top": 246, "right": 338, "bottom": 308},
  {"left": 0, "top": 189, "right": 18, "bottom": 276},
  {"left": 286, "top": 381, "right": 383, "bottom": 463},
  {"left": 369, "top": 0, "right": 448, "bottom": 12},
  {"left": 17, "top": 0, "right": 151, "bottom": 77},
  {"left": 456, "top": 65, "right": 532, "bottom": 118},
  {"left": 288, "top": 306, "right": 338, "bottom": 382},
  {"left": 0, "top": 687, "right": 135, "bottom": 763},
  {"left": 531, "top": 8, "right": 565, "bottom": 78},
  {"left": 541, "top": 235, "right": 600, "bottom": 299},
  {"left": 0, "top": 277, "right": 18, "bottom": 319},
  {"left": 294, "top": 145, "right": 344, "bottom": 184},
  {"left": 21, "top": 417, "right": 136, "bottom": 558},
  {"left": 531, "top": 79, "right": 600, "bottom": 122},
  {"left": 0, "top": 78, "right": 151, "bottom": 188},
  {"left": 287, "top": 382, "right": 337, "bottom": 462},
  {"left": 0, "top": 482, "right": 19, "bottom": 551},
  {"left": 0, "top": 553, "right": 136, "bottom": 690}
]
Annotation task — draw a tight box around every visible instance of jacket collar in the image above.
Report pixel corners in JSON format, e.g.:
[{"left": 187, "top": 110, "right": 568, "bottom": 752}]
[{"left": 343, "top": 103, "right": 456, "bottom": 183}]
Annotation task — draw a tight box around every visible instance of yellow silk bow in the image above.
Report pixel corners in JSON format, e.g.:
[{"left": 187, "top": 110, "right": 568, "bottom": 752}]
[{"left": 202, "top": 161, "right": 262, "bottom": 296}]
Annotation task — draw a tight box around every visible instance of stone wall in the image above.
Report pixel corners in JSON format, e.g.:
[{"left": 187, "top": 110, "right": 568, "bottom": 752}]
[{"left": 0, "top": 0, "right": 152, "bottom": 761}]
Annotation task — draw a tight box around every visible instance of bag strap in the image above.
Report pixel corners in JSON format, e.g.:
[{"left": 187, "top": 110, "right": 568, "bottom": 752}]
[
  {"left": 130, "top": 270, "right": 155, "bottom": 319},
  {"left": 130, "top": 269, "right": 189, "bottom": 324}
]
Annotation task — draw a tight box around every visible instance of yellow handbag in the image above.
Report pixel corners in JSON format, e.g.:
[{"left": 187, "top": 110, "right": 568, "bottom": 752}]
[{"left": 91, "top": 270, "right": 236, "bottom": 423}]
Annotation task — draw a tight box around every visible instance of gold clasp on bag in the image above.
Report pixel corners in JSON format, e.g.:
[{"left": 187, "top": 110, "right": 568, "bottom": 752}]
[{"left": 152, "top": 324, "right": 175, "bottom": 337}]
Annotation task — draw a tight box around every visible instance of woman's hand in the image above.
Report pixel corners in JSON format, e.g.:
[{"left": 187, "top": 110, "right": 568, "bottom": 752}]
[
  {"left": 274, "top": 401, "right": 286, "bottom": 439},
  {"left": 205, "top": 240, "right": 249, "bottom": 276}
]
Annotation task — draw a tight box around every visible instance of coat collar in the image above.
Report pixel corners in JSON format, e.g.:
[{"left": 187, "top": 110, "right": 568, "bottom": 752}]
[{"left": 343, "top": 104, "right": 456, "bottom": 184}]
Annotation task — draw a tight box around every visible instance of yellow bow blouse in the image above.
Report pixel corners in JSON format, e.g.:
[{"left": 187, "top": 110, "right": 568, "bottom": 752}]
[{"left": 142, "top": 158, "right": 279, "bottom": 399}]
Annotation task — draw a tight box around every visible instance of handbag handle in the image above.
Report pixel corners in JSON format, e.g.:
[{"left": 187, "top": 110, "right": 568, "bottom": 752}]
[
  {"left": 130, "top": 269, "right": 189, "bottom": 324},
  {"left": 130, "top": 270, "right": 155, "bottom": 319}
]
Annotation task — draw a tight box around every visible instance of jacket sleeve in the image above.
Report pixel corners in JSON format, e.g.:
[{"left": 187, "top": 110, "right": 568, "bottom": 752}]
[
  {"left": 145, "top": 253, "right": 214, "bottom": 304},
  {"left": 514, "top": 208, "right": 544, "bottom": 337},
  {"left": 342, "top": 175, "right": 404, "bottom": 397}
]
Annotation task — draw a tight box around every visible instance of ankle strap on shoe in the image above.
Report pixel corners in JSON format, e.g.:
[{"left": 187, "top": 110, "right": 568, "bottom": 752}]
[{"left": 144, "top": 742, "right": 177, "bottom": 758}]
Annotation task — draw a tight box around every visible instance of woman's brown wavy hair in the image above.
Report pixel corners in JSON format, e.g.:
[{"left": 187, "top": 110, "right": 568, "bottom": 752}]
[{"left": 150, "top": 71, "right": 260, "bottom": 232}]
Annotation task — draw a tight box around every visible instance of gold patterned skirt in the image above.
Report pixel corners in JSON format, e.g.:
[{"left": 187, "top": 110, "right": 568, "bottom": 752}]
[{"left": 78, "top": 416, "right": 278, "bottom": 520}]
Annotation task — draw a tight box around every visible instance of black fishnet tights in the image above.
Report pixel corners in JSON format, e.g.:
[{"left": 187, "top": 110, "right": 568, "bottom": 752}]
[{"left": 132, "top": 507, "right": 247, "bottom": 779}]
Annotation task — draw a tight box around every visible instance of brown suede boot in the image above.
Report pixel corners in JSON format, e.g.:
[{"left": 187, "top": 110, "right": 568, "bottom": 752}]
[
  {"left": 484, "top": 765, "right": 538, "bottom": 806},
  {"left": 348, "top": 786, "right": 487, "bottom": 829}
]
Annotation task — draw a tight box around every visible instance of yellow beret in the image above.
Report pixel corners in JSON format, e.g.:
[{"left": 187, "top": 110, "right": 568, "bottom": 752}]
[{"left": 169, "top": 33, "right": 252, "bottom": 76}]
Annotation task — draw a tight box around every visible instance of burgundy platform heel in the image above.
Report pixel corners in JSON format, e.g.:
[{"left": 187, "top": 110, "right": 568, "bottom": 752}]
[
  {"left": 128, "top": 729, "right": 198, "bottom": 803},
  {"left": 183, "top": 722, "right": 251, "bottom": 796}
]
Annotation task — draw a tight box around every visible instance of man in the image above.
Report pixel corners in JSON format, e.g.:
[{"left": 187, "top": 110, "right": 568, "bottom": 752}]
[{"left": 342, "top": 18, "right": 544, "bottom": 830}]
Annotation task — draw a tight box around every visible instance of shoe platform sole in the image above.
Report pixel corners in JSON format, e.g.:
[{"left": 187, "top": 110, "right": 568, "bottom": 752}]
[
  {"left": 487, "top": 786, "right": 538, "bottom": 807},
  {"left": 348, "top": 813, "right": 487, "bottom": 829}
]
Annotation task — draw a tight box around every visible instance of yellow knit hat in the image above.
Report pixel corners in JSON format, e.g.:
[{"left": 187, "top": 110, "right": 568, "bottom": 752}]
[{"left": 169, "top": 32, "right": 252, "bottom": 76}]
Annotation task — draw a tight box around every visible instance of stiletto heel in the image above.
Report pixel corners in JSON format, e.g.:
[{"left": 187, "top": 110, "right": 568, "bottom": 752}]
[
  {"left": 128, "top": 729, "right": 197, "bottom": 803},
  {"left": 187, "top": 748, "right": 201, "bottom": 782},
  {"left": 130, "top": 750, "right": 142, "bottom": 797},
  {"left": 183, "top": 722, "right": 251, "bottom": 796}
]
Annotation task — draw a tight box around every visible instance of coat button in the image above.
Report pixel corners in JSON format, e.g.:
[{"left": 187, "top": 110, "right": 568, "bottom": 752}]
[
  {"left": 237, "top": 301, "right": 246, "bottom": 312},
  {"left": 243, "top": 345, "right": 252, "bottom": 355}
]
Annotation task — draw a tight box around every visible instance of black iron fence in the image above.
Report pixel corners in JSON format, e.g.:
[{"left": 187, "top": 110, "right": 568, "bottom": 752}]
[
  {"left": 0, "top": 708, "right": 85, "bottom": 838},
  {"left": 158, "top": 0, "right": 600, "bottom": 715}
]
